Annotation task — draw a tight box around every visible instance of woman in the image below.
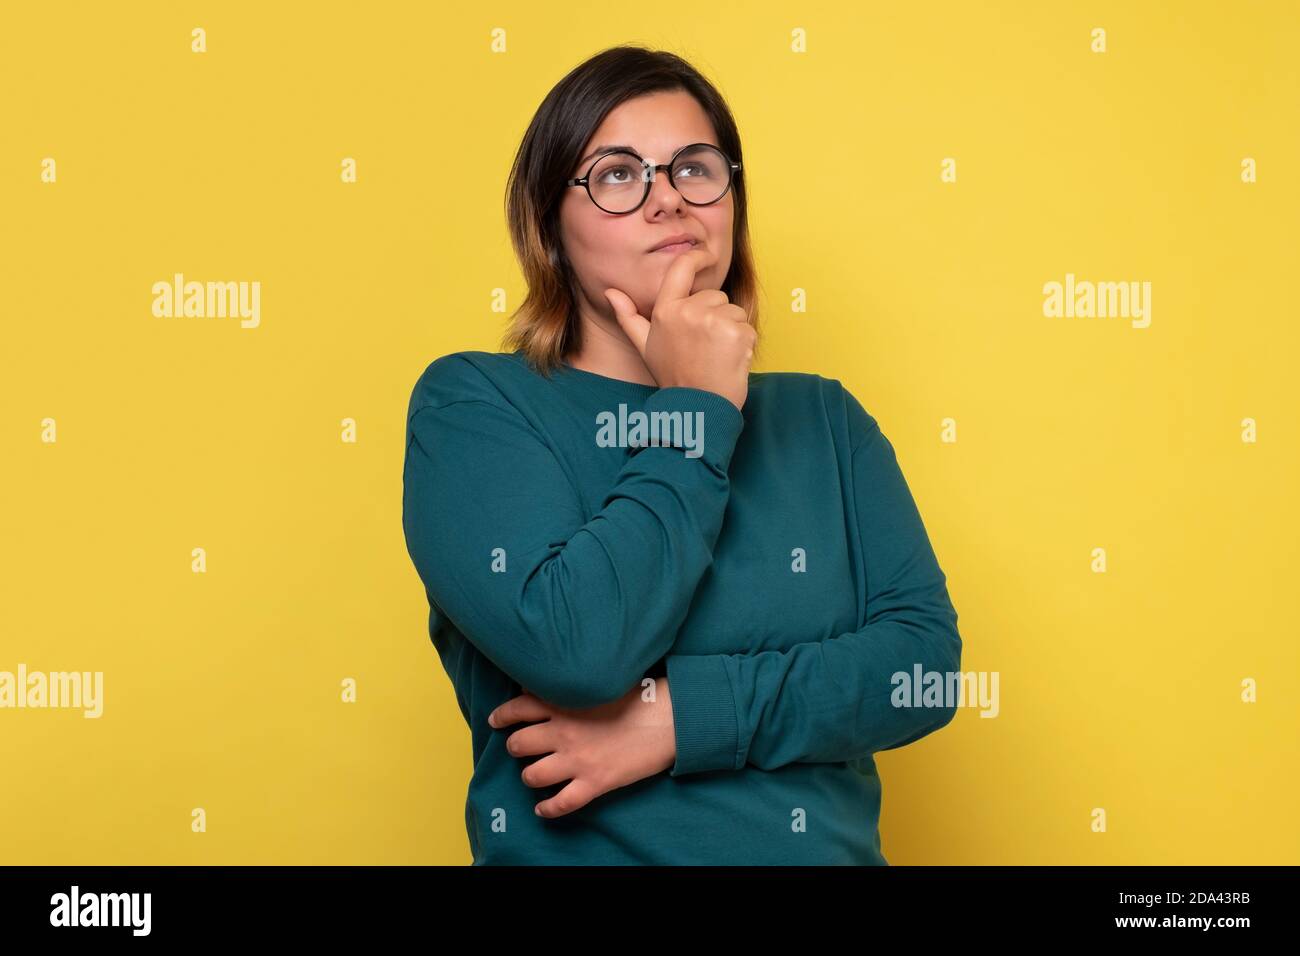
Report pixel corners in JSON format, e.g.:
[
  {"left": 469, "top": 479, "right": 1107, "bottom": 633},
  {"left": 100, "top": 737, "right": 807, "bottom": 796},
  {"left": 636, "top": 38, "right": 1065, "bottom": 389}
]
[{"left": 402, "top": 45, "right": 962, "bottom": 865}]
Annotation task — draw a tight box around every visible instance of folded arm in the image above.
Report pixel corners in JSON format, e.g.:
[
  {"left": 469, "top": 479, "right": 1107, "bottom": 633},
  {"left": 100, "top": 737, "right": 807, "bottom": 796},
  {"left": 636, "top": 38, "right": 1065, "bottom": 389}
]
[
  {"left": 402, "top": 358, "right": 746, "bottom": 709},
  {"left": 664, "top": 395, "right": 963, "bottom": 774}
]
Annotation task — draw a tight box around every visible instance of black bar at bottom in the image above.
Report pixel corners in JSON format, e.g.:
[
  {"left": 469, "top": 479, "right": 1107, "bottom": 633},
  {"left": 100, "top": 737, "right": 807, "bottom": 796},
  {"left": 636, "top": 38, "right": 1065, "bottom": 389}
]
[{"left": 0, "top": 865, "right": 1284, "bottom": 940}]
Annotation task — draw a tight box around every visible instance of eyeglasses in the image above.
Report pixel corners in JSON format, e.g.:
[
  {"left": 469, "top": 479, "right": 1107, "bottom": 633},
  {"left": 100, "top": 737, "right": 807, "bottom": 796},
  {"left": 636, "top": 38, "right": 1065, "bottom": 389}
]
[{"left": 566, "top": 143, "right": 741, "bottom": 214}]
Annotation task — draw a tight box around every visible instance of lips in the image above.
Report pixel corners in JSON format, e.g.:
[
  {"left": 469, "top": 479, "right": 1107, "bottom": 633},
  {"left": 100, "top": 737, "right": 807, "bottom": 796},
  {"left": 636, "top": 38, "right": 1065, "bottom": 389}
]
[
  {"left": 652, "top": 240, "right": 696, "bottom": 254},
  {"left": 647, "top": 233, "right": 700, "bottom": 253}
]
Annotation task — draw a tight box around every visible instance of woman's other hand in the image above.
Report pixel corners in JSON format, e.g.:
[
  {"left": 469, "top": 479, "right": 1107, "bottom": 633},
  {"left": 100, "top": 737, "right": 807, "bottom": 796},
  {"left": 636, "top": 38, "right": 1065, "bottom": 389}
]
[{"left": 486, "top": 677, "right": 677, "bottom": 818}]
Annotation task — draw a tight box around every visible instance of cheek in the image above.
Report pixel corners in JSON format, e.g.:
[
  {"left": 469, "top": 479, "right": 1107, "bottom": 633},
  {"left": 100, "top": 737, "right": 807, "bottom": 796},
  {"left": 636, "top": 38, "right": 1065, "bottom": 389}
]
[
  {"left": 568, "top": 224, "right": 661, "bottom": 299},
  {"left": 570, "top": 218, "right": 637, "bottom": 269},
  {"left": 704, "top": 218, "right": 734, "bottom": 275},
  {"left": 702, "top": 209, "right": 733, "bottom": 251},
  {"left": 567, "top": 238, "right": 618, "bottom": 291}
]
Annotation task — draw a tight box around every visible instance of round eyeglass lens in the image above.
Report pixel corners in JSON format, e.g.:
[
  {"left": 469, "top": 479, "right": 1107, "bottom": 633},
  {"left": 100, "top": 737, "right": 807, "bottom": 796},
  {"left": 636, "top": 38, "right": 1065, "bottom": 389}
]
[{"left": 587, "top": 145, "right": 731, "bottom": 213}]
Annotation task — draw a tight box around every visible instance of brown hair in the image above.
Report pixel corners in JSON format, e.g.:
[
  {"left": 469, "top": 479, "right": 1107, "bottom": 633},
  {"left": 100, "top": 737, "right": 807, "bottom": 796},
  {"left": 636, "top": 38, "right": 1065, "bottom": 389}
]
[{"left": 502, "top": 44, "right": 762, "bottom": 377}]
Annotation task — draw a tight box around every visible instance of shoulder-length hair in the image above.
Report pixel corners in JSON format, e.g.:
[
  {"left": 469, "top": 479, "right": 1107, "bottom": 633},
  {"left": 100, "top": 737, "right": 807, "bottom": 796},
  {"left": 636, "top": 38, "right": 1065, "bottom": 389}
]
[{"left": 502, "top": 45, "right": 762, "bottom": 377}]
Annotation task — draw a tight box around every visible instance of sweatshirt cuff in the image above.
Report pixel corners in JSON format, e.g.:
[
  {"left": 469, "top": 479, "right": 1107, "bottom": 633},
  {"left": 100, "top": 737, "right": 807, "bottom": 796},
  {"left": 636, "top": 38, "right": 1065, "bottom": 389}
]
[
  {"left": 666, "top": 654, "right": 741, "bottom": 776},
  {"left": 639, "top": 387, "right": 746, "bottom": 473}
]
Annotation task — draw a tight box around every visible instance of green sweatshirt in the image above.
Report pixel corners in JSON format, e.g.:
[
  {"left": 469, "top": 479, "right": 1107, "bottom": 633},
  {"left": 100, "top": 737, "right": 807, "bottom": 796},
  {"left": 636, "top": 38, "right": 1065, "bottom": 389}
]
[{"left": 402, "top": 349, "right": 962, "bottom": 865}]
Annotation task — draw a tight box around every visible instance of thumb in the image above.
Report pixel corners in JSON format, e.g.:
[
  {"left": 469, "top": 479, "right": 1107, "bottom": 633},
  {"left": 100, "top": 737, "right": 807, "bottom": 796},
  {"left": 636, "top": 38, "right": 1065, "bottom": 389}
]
[{"left": 604, "top": 288, "right": 650, "bottom": 357}]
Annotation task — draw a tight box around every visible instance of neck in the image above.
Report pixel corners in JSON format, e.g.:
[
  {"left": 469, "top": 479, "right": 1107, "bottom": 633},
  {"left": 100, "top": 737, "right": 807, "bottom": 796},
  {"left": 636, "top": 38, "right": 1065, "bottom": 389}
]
[{"left": 563, "top": 291, "right": 657, "bottom": 386}]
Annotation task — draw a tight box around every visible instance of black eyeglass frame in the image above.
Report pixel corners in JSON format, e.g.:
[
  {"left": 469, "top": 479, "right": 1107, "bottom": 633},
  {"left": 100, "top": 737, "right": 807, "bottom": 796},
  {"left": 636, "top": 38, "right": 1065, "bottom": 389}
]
[{"left": 565, "top": 142, "right": 742, "bottom": 214}]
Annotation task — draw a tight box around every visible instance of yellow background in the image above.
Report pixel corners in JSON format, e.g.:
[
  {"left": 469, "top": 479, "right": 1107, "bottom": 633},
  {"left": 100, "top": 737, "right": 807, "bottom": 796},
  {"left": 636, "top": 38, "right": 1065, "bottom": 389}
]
[{"left": 2, "top": 1, "right": 1297, "bottom": 864}]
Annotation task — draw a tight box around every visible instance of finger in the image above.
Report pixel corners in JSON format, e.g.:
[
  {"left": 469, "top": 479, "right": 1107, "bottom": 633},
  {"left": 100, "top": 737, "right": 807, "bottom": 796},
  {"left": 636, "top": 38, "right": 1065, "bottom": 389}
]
[
  {"left": 488, "top": 693, "right": 550, "bottom": 729},
  {"left": 518, "top": 751, "right": 572, "bottom": 789},
  {"left": 504, "top": 722, "right": 559, "bottom": 759},
  {"left": 654, "top": 245, "right": 719, "bottom": 308},
  {"left": 686, "top": 289, "right": 730, "bottom": 310},
  {"left": 535, "top": 778, "right": 600, "bottom": 819},
  {"left": 719, "top": 302, "right": 750, "bottom": 324},
  {"left": 605, "top": 288, "right": 650, "bottom": 356}
]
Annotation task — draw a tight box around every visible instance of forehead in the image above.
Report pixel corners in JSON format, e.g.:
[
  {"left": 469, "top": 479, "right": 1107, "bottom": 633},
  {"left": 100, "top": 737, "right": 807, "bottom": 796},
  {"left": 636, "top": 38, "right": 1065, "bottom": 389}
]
[{"left": 581, "top": 91, "right": 717, "bottom": 162}]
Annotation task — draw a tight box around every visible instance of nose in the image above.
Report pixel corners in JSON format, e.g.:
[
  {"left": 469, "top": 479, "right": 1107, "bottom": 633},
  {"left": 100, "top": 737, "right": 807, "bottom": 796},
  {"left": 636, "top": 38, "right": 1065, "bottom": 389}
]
[{"left": 642, "top": 162, "right": 685, "bottom": 211}]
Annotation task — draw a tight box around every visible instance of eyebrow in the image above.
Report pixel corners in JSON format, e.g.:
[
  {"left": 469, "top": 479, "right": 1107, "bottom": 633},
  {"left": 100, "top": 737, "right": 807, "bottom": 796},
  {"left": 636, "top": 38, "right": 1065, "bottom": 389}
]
[
  {"left": 576, "top": 144, "right": 637, "bottom": 168},
  {"left": 576, "top": 142, "right": 714, "bottom": 169}
]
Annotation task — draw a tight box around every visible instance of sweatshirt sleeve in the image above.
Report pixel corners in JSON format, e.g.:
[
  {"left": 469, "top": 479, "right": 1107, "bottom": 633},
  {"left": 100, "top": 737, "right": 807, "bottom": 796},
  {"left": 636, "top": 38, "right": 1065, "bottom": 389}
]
[
  {"left": 663, "top": 387, "right": 962, "bottom": 775},
  {"left": 401, "top": 359, "right": 745, "bottom": 710}
]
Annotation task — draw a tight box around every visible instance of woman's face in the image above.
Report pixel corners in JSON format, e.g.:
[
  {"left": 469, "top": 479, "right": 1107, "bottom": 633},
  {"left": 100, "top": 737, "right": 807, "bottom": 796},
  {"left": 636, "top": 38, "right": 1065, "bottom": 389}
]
[{"left": 559, "top": 89, "right": 735, "bottom": 324}]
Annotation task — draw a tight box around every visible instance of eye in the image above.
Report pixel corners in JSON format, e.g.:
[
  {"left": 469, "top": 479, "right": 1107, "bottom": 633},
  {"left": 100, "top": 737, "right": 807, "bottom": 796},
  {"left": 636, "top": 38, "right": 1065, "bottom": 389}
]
[{"left": 596, "top": 164, "right": 637, "bottom": 184}]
